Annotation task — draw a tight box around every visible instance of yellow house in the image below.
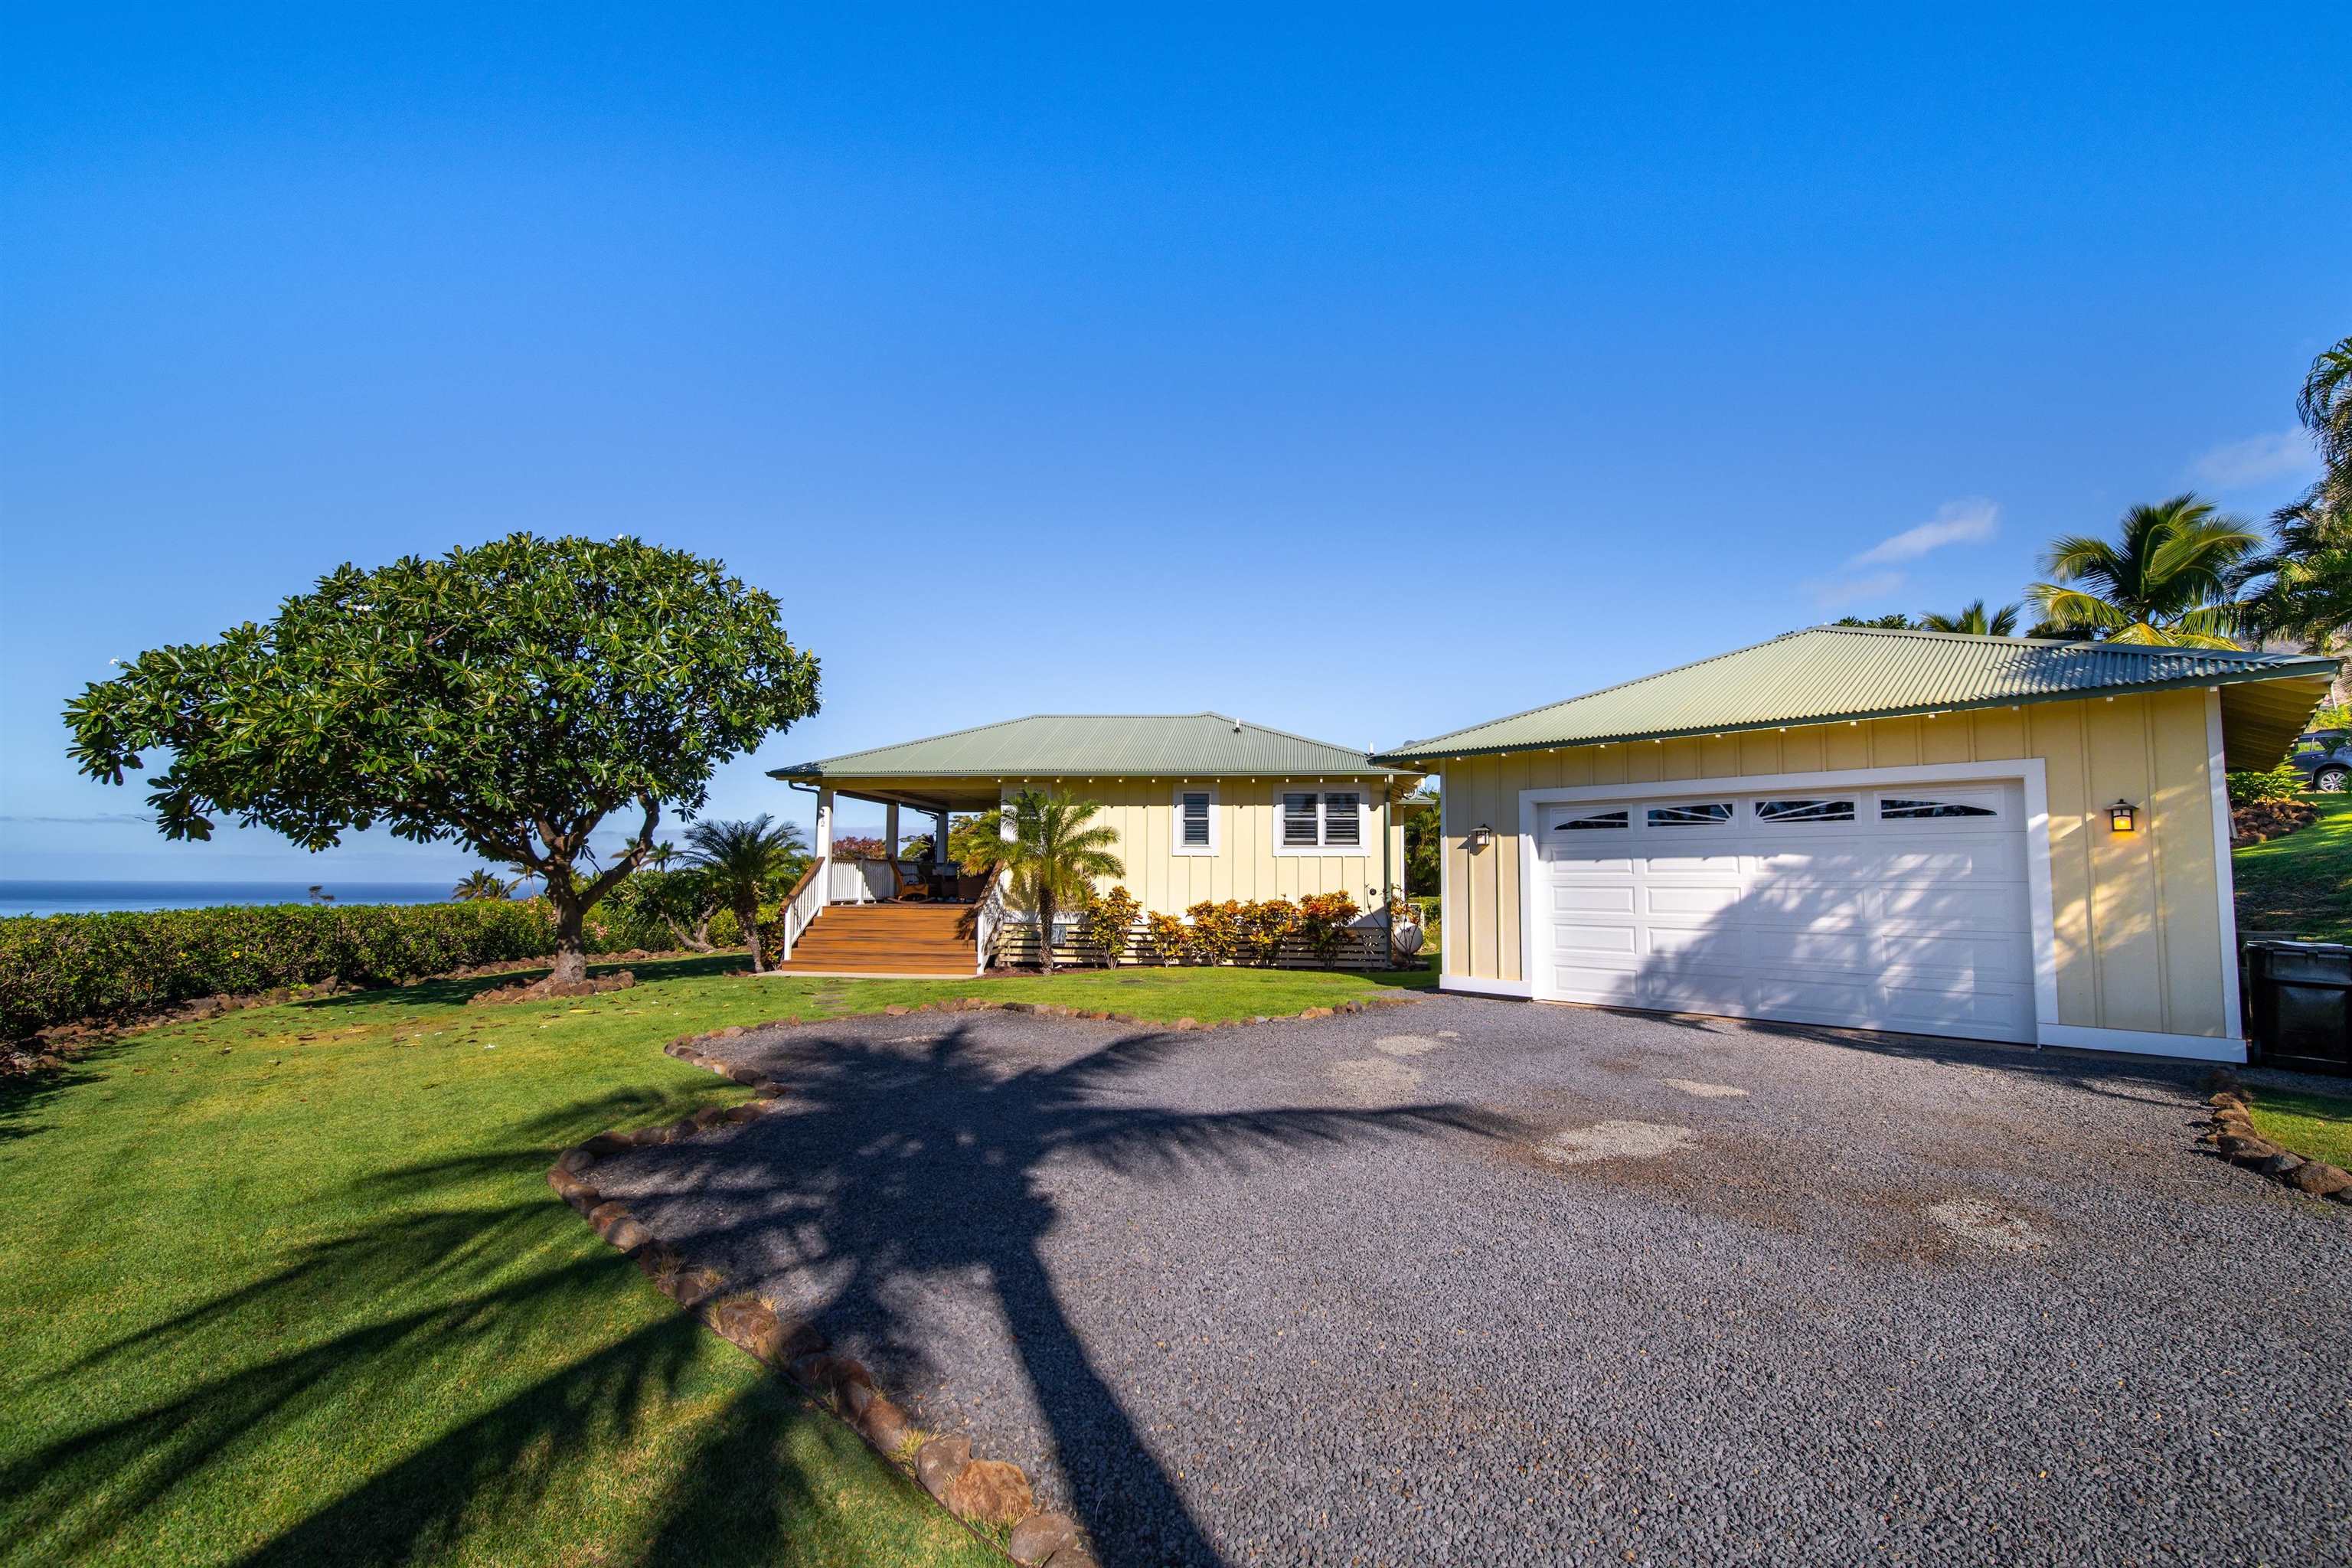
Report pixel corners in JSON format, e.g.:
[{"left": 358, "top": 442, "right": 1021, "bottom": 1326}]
[
  {"left": 769, "top": 713, "right": 1417, "bottom": 975},
  {"left": 1372, "top": 627, "right": 2335, "bottom": 1063}
]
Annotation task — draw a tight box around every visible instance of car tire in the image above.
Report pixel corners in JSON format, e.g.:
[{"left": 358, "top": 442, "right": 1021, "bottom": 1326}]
[{"left": 2318, "top": 766, "right": 2350, "bottom": 793}]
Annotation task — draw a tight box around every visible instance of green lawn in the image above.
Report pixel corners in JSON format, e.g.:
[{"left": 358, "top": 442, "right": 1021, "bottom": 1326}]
[
  {"left": 2248, "top": 1086, "right": 2352, "bottom": 1169},
  {"left": 2233, "top": 793, "right": 2352, "bottom": 943},
  {"left": 0, "top": 957, "right": 1429, "bottom": 1566}
]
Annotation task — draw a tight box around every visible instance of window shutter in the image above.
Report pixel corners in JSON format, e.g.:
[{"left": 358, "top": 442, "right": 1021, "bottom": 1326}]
[
  {"left": 1180, "top": 792, "right": 1211, "bottom": 847},
  {"left": 1321, "top": 792, "right": 1361, "bottom": 847},
  {"left": 1282, "top": 792, "right": 1321, "bottom": 847}
]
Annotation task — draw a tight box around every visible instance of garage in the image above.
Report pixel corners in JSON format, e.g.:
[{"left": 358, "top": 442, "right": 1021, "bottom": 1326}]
[
  {"left": 1377, "top": 626, "right": 2344, "bottom": 1061},
  {"left": 1535, "top": 778, "right": 2036, "bottom": 1042}
]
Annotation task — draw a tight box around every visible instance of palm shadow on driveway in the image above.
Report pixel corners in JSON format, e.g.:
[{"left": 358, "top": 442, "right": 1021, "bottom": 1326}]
[{"left": 615, "top": 1017, "right": 1511, "bottom": 1566}]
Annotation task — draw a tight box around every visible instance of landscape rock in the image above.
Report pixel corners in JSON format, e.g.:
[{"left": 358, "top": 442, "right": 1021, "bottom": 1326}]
[
  {"left": 2285, "top": 1161, "right": 2352, "bottom": 1198},
  {"left": 942, "top": 1459, "right": 1034, "bottom": 1526},
  {"left": 855, "top": 1394, "right": 915, "bottom": 1451},
  {"left": 1041, "top": 1547, "right": 1102, "bottom": 1568},
  {"left": 914, "top": 1436, "right": 972, "bottom": 1501},
  {"left": 1007, "top": 1511, "right": 1083, "bottom": 1565},
  {"left": 2252, "top": 1152, "right": 2306, "bottom": 1178}
]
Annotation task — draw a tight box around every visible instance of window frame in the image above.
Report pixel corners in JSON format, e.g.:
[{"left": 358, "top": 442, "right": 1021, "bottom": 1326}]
[
  {"left": 1272, "top": 787, "right": 1377, "bottom": 855},
  {"left": 1171, "top": 784, "right": 1220, "bottom": 857}
]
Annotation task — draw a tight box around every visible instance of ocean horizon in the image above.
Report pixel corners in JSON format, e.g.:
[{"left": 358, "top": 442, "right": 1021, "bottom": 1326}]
[{"left": 0, "top": 880, "right": 489, "bottom": 918}]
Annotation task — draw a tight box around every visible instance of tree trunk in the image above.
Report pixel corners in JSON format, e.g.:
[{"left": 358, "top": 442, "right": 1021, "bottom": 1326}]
[
  {"left": 1037, "top": 893, "right": 1057, "bottom": 975},
  {"left": 740, "top": 900, "right": 766, "bottom": 973},
  {"left": 547, "top": 892, "right": 590, "bottom": 987}
]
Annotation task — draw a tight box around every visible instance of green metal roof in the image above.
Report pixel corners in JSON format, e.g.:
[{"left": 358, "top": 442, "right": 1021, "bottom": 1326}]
[
  {"left": 1372, "top": 626, "right": 2339, "bottom": 767},
  {"left": 773, "top": 712, "right": 1411, "bottom": 780}
]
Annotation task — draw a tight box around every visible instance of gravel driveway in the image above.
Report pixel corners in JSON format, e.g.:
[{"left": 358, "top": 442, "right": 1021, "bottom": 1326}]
[{"left": 593, "top": 995, "right": 2351, "bottom": 1566}]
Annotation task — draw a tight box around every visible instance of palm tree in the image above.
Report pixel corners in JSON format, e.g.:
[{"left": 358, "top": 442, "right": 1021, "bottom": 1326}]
[
  {"left": 2024, "top": 494, "right": 2259, "bottom": 648},
  {"left": 2236, "top": 488, "right": 2352, "bottom": 649},
  {"left": 956, "top": 790, "right": 1125, "bottom": 974},
  {"left": 451, "top": 869, "right": 513, "bottom": 901},
  {"left": 1918, "top": 599, "right": 2021, "bottom": 636},
  {"left": 646, "top": 841, "right": 679, "bottom": 872},
  {"left": 681, "top": 814, "right": 808, "bottom": 973},
  {"left": 2298, "top": 334, "right": 2352, "bottom": 505}
]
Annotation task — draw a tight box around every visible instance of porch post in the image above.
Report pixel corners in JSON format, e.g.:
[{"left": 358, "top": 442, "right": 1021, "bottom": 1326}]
[
  {"left": 814, "top": 788, "right": 834, "bottom": 862},
  {"left": 936, "top": 809, "right": 951, "bottom": 865},
  {"left": 884, "top": 802, "right": 900, "bottom": 861}
]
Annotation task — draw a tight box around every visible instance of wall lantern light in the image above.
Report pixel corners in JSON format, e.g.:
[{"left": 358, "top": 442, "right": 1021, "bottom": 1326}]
[
  {"left": 1469, "top": 824, "right": 1495, "bottom": 851},
  {"left": 2109, "top": 799, "right": 2138, "bottom": 834}
]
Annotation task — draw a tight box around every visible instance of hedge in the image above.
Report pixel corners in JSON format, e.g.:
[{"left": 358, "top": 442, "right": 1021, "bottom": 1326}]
[{"left": 0, "top": 895, "right": 739, "bottom": 1039}]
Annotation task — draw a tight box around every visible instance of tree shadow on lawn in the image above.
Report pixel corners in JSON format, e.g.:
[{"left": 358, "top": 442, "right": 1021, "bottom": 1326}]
[
  {"left": 296, "top": 952, "right": 753, "bottom": 1013},
  {"left": 1, "top": 1086, "right": 964, "bottom": 1568},
  {"left": 619, "top": 1019, "right": 1512, "bottom": 1566}
]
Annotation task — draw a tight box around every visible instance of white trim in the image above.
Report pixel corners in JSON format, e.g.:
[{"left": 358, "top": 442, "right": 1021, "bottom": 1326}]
[
  {"left": 1272, "top": 788, "right": 1374, "bottom": 855},
  {"left": 1441, "top": 973, "right": 1533, "bottom": 1000},
  {"left": 1514, "top": 759, "right": 2061, "bottom": 1046},
  {"left": 2206, "top": 689, "right": 2245, "bottom": 1040},
  {"left": 1438, "top": 772, "right": 1451, "bottom": 978},
  {"left": 1171, "top": 783, "right": 1220, "bottom": 857},
  {"left": 2036, "top": 1021, "right": 2246, "bottom": 1063}
]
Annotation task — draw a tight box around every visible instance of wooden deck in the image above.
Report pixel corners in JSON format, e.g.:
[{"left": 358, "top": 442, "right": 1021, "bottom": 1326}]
[{"left": 765, "top": 901, "right": 976, "bottom": 978}]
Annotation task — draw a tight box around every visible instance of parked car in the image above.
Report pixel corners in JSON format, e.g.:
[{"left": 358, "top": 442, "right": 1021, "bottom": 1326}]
[{"left": 2288, "top": 730, "right": 2352, "bottom": 792}]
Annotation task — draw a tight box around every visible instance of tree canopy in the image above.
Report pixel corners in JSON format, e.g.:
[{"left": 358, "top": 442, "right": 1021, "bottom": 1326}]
[{"left": 67, "top": 532, "right": 820, "bottom": 985}]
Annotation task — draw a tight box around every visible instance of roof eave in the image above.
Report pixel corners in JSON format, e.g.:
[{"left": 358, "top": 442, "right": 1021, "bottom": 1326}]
[{"left": 1370, "top": 659, "right": 2341, "bottom": 767}]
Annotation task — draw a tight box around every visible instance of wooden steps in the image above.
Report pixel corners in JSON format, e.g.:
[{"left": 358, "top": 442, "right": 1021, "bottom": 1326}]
[{"left": 767, "top": 902, "right": 976, "bottom": 977}]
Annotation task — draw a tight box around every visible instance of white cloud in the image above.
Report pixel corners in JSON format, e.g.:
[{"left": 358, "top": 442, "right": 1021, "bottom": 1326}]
[
  {"left": 1849, "top": 499, "right": 2001, "bottom": 567},
  {"left": 1803, "top": 570, "right": 1908, "bottom": 609},
  {"left": 2192, "top": 427, "right": 2320, "bottom": 488}
]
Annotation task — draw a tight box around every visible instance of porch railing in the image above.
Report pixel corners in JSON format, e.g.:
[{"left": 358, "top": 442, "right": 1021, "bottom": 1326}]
[{"left": 776, "top": 857, "right": 828, "bottom": 962}]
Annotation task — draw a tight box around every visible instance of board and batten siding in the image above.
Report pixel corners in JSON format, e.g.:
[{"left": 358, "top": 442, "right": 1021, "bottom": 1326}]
[
  {"left": 1436, "top": 688, "right": 2233, "bottom": 1040},
  {"left": 997, "top": 777, "right": 1406, "bottom": 917}
]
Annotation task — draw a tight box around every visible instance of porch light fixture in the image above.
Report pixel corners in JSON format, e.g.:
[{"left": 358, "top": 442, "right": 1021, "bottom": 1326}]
[
  {"left": 1469, "top": 824, "right": 1495, "bottom": 851},
  {"left": 2109, "top": 799, "right": 2138, "bottom": 834}
]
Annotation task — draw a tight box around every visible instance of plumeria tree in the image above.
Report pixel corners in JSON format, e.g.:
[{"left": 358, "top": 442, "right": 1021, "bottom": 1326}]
[{"left": 66, "top": 534, "right": 820, "bottom": 992}]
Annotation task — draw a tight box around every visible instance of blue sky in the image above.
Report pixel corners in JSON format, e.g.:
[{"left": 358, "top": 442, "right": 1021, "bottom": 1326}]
[{"left": 4, "top": 4, "right": 2347, "bottom": 883}]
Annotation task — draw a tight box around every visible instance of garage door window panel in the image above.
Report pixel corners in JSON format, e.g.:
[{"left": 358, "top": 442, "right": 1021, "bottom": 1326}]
[{"left": 1756, "top": 798, "right": 1857, "bottom": 824}]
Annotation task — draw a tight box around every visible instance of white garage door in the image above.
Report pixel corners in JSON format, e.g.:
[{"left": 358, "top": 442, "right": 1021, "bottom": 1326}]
[{"left": 1536, "top": 781, "right": 2035, "bottom": 1043}]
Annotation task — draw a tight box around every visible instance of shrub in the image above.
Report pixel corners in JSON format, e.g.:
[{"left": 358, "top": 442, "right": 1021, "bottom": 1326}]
[
  {"left": 1145, "top": 911, "right": 1191, "bottom": 964},
  {"left": 0, "top": 880, "right": 754, "bottom": 1037},
  {"left": 1183, "top": 902, "right": 1242, "bottom": 965},
  {"left": 1295, "top": 892, "right": 1361, "bottom": 961},
  {"left": 2227, "top": 765, "right": 2305, "bottom": 807},
  {"left": 1076, "top": 885, "right": 1142, "bottom": 967}
]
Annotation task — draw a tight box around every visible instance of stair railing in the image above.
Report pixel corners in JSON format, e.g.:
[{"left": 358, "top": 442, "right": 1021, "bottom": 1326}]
[
  {"left": 972, "top": 880, "right": 1007, "bottom": 975},
  {"left": 776, "top": 857, "right": 828, "bottom": 963}
]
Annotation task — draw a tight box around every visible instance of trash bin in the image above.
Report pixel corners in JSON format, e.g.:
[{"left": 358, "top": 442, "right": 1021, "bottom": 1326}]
[{"left": 2243, "top": 940, "right": 2352, "bottom": 1075}]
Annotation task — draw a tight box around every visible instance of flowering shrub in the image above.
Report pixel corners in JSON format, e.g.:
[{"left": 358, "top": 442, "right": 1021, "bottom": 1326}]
[
  {"left": 1076, "top": 885, "right": 1142, "bottom": 967},
  {"left": 1145, "top": 911, "right": 1191, "bottom": 964},
  {"left": 1295, "top": 892, "right": 1361, "bottom": 961}
]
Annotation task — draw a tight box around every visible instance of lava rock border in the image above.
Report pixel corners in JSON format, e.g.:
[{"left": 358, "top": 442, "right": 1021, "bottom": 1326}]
[
  {"left": 2196, "top": 1080, "right": 2352, "bottom": 1204},
  {"left": 545, "top": 990, "right": 1421, "bottom": 1566}
]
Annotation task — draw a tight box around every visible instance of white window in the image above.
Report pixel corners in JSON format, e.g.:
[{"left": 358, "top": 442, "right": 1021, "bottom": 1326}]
[
  {"left": 1755, "top": 797, "right": 1857, "bottom": 824},
  {"left": 1880, "top": 794, "right": 1999, "bottom": 820},
  {"left": 1171, "top": 786, "right": 1218, "bottom": 855},
  {"left": 1277, "top": 790, "right": 1370, "bottom": 853},
  {"left": 1647, "top": 802, "right": 1733, "bottom": 827}
]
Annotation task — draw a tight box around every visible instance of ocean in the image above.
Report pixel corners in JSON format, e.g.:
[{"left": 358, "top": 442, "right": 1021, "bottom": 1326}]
[{"left": 0, "top": 881, "right": 472, "bottom": 919}]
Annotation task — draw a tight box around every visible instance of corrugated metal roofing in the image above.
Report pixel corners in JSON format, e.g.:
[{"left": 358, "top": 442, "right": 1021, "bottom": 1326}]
[
  {"left": 1373, "top": 626, "right": 2338, "bottom": 763},
  {"left": 773, "top": 712, "right": 1410, "bottom": 779}
]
